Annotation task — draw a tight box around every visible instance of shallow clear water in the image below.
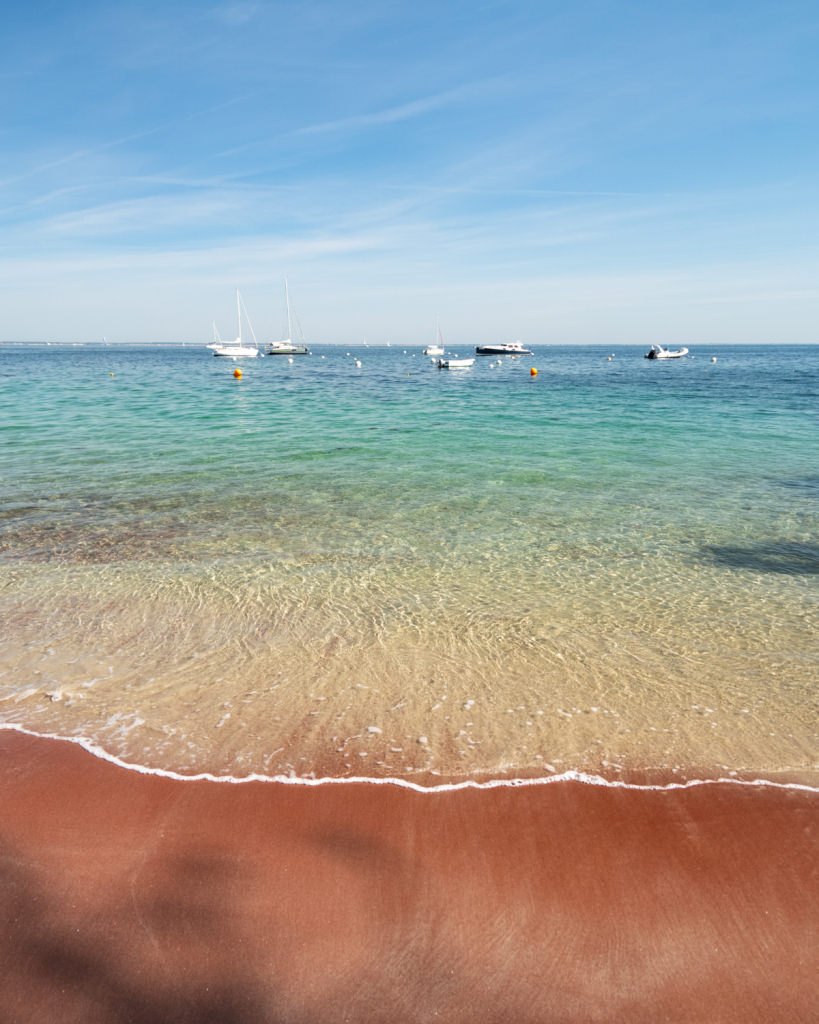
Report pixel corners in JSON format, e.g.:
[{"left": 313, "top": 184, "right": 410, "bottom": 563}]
[{"left": 1, "top": 343, "right": 816, "bottom": 782}]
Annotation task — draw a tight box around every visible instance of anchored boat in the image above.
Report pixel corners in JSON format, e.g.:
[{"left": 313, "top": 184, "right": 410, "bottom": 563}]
[
  {"left": 645, "top": 344, "right": 689, "bottom": 360},
  {"left": 423, "top": 320, "right": 446, "bottom": 356},
  {"left": 437, "top": 357, "right": 474, "bottom": 368},
  {"left": 207, "top": 291, "right": 259, "bottom": 357},
  {"left": 268, "top": 279, "right": 310, "bottom": 355},
  {"left": 475, "top": 341, "right": 533, "bottom": 356}
]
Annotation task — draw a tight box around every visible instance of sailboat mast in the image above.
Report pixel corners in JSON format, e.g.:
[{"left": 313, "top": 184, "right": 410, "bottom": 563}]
[
  {"left": 236, "top": 289, "right": 242, "bottom": 343},
  {"left": 284, "top": 278, "right": 292, "bottom": 341}
]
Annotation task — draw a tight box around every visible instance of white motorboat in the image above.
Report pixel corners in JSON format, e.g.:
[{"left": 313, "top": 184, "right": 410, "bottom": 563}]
[
  {"left": 437, "top": 357, "right": 474, "bottom": 368},
  {"left": 207, "top": 290, "right": 259, "bottom": 357},
  {"left": 268, "top": 278, "right": 310, "bottom": 354},
  {"left": 645, "top": 344, "right": 689, "bottom": 360},
  {"left": 475, "top": 341, "right": 533, "bottom": 356},
  {"left": 268, "top": 341, "right": 309, "bottom": 354}
]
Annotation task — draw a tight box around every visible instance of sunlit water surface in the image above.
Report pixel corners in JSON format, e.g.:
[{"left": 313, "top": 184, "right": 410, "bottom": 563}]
[{"left": 1, "top": 344, "right": 816, "bottom": 783}]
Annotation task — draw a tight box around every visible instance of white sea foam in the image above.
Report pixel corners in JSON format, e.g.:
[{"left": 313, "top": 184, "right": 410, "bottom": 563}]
[{"left": 3, "top": 723, "right": 816, "bottom": 795}]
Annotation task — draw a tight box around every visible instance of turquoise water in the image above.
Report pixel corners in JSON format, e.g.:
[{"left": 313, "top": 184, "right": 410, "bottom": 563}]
[{"left": 1, "top": 344, "right": 816, "bottom": 782}]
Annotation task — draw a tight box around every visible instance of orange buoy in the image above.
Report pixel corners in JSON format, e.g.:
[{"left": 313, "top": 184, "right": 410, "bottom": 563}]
[
  {"left": 233, "top": 367, "right": 242, "bottom": 379},
  {"left": 530, "top": 367, "right": 538, "bottom": 376}
]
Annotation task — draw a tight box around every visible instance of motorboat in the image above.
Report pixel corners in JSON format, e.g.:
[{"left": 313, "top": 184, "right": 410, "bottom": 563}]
[
  {"left": 207, "top": 290, "right": 259, "bottom": 357},
  {"left": 437, "top": 357, "right": 474, "bottom": 368},
  {"left": 268, "top": 341, "right": 310, "bottom": 355},
  {"left": 475, "top": 341, "right": 533, "bottom": 356},
  {"left": 645, "top": 344, "right": 689, "bottom": 360}
]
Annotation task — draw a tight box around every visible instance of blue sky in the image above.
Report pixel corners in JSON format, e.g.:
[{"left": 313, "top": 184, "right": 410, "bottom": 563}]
[{"left": 2, "top": 0, "right": 817, "bottom": 344}]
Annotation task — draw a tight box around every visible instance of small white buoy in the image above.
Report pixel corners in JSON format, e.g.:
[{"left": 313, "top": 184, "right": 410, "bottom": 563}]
[
  {"left": 355, "top": 359, "right": 362, "bottom": 367},
  {"left": 711, "top": 356, "right": 717, "bottom": 363},
  {"left": 288, "top": 357, "right": 293, "bottom": 364}
]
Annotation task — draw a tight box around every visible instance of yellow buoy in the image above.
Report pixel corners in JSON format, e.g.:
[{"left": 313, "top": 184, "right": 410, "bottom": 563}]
[
  {"left": 530, "top": 367, "right": 538, "bottom": 376},
  {"left": 233, "top": 367, "right": 242, "bottom": 378}
]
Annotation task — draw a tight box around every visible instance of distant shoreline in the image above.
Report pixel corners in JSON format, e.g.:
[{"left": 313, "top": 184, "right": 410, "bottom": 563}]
[{"left": 3, "top": 340, "right": 817, "bottom": 347}]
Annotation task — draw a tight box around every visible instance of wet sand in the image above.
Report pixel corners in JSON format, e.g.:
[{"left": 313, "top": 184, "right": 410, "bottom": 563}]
[{"left": 0, "top": 729, "right": 816, "bottom": 1023}]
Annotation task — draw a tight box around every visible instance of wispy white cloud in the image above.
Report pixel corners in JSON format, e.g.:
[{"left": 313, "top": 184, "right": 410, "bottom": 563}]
[
  {"left": 210, "top": 3, "right": 262, "bottom": 27},
  {"left": 38, "top": 194, "right": 245, "bottom": 237},
  {"left": 0, "top": 129, "right": 164, "bottom": 189},
  {"left": 0, "top": 88, "right": 268, "bottom": 196},
  {"left": 294, "top": 77, "right": 511, "bottom": 137}
]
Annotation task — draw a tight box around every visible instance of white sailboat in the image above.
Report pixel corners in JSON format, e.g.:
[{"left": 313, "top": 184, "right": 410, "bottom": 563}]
[
  {"left": 423, "top": 320, "right": 445, "bottom": 356},
  {"left": 268, "top": 279, "right": 310, "bottom": 354},
  {"left": 207, "top": 290, "right": 259, "bottom": 357}
]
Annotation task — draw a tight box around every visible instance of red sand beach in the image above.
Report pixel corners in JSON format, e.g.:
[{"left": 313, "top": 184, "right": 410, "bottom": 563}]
[{"left": 0, "top": 729, "right": 816, "bottom": 1023}]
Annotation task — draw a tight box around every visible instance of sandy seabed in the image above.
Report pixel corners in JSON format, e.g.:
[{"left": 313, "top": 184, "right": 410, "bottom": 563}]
[{"left": 0, "top": 729, "right": 816, "bottom": 1024}]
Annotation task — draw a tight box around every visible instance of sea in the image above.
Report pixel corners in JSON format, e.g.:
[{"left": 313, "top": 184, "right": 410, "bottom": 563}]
[{"left": 1, "top": 342, "right": 816, "bottom": 787}]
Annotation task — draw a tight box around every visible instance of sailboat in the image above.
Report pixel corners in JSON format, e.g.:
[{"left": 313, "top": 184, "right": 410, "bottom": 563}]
[
  {"left": 207, "top": 290, "right": 259, "bottom": 357},
  {"left": 267, "top": 279, "right": 310, "bottom": 354},
  {"left": 423, "top": 320, "right": 445, "bottom": 356}
]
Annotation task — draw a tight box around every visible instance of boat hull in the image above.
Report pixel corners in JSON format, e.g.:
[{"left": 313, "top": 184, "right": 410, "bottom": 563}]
[
  {"left": 209, "top": 346, "right": 259, "bottom": 357},
  {"left": 645, "top": 346, "right": 689, "bottom": 360}
]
